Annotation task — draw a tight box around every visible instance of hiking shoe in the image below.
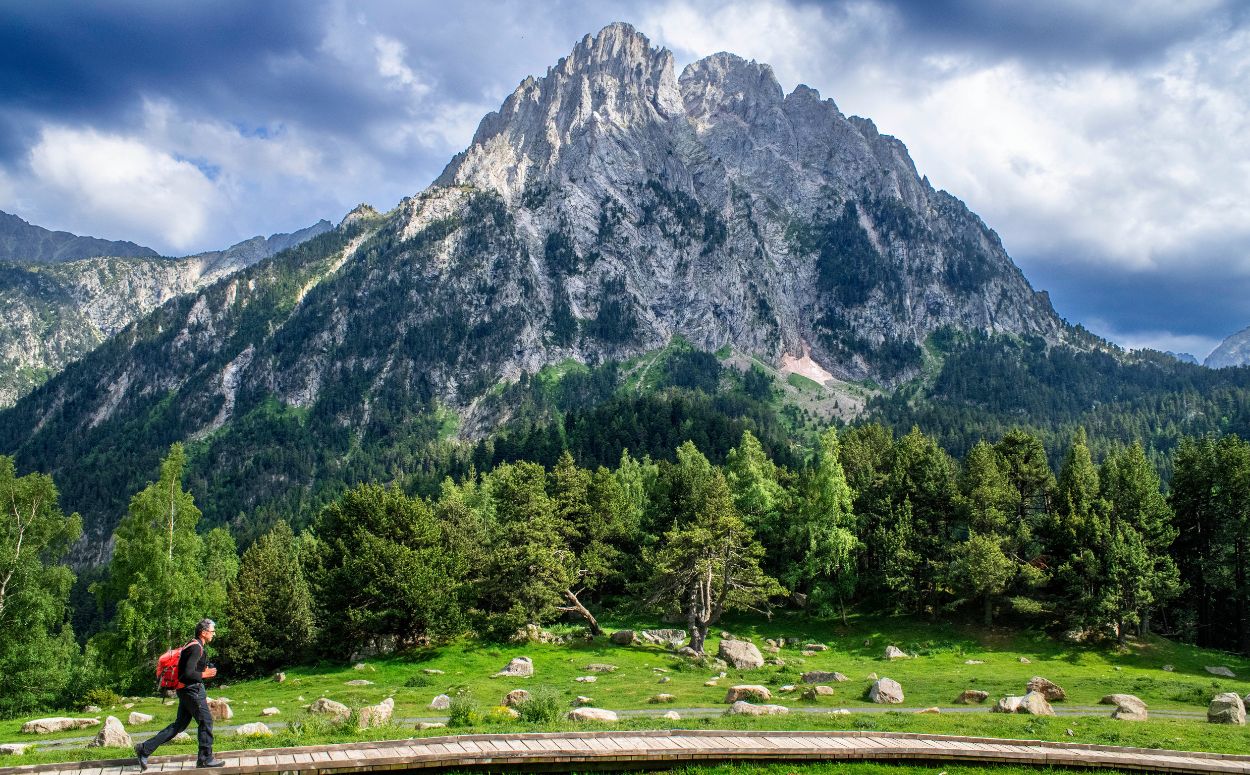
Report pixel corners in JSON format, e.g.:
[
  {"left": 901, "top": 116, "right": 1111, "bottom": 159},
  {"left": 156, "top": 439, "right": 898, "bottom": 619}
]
[
  {"left": 134, "top": 744, "right": 149, "bottom": 771},
  {"left": 197, "top": 759, "right": 226, "bottom": 768}
]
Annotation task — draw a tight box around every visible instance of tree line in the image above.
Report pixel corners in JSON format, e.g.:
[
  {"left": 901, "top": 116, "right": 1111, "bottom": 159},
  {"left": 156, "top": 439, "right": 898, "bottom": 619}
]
[{"left": 3, "top": 423, "right": 1249, "bottom": 718}]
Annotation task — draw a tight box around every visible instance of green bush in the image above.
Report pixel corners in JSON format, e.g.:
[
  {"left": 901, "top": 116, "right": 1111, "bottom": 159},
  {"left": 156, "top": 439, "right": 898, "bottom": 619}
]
[
  {"left": 404, "top": 674, "right": 433, "bottom": 688},
  {"left": 447, "top": 690, "right": 480, "bottom": 728},
  {"left": 83, "top": 687, "right": 122, "bottom": 709},
  {"left": 516, "top": 686, "right": 564, "bottom": 724}
]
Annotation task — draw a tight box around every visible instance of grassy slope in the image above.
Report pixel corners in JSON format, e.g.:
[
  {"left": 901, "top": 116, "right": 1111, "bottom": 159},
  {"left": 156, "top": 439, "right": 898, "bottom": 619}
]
[{"left": 3, "top": 614, "right": 1248, "bottom": 764}]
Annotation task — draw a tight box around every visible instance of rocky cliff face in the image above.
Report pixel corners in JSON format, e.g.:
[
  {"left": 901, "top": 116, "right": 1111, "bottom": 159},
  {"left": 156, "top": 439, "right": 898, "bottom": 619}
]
[
  {"left": 0, "top": 23, "right": 1068, "bottom": 549},
  {"left": 0, "top": 221, "right": 332, "bottom": 407},
  {"left": 1206, "top": 326, "right": 1250, "bottom": 368},
  {"left": 0, "top": 210, "right": 158, "bottom": 263}
]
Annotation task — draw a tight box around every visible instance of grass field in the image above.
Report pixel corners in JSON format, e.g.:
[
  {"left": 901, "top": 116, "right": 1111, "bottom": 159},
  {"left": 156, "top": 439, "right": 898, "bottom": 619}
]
[{"left": 2, "top": 613, "right": 1247, "bottom": 765}]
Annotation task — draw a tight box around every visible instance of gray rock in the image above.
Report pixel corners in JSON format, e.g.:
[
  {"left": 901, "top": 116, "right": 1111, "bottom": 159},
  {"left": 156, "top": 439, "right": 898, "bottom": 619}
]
[
  {"left": 356, "top": 697, "right": 394, "bottom": 728},
  {"left": 802, "top": 685, "right": 835, "bottom": 699},
  {"left": 83, "top": 705, "right": 102, "bottom": 713},
  {"left": 504, "top": 689, "right": 530, "bottom": 707},
  {"left": 310, "top": 698, "right": 351, "bottom": 719},
  {"left": 649, "top": 694, "right": 676, "bottom": 703},
  {"left": 663, "top": 710, "right": 681, "bottom": 720},
  {"left": 868, "top": 678, "right": 904, "bottom": 704},
  {"left": 884, "top": 645, "right": 908, "bottom": 660},
  {"left": 1161, "top": 665, "right": 1174, "bottom": 672},
  {"left": 575, "top": 696, "right": 593, "bottom": 705},
  {"left": 567, "top": 707, "right": 618, "bottom": 722},
  {"left": 273, "top": 672, "right": 286, "bottom": 683},
  {"left": 260, "top": 707, "right": 280, "bottom": 716},
  {"left": 584, "top": 663, "right": 618, "bottom": 672},
  {"left": 955, "top": 690, "right": 989, "bottom": 704},
  {"left": 718, "top": 639, "right": 765, "bottom": 669},
  {"left": 575, "top": 675, "right": 597, "bottom": 683},
  {"left": 345, "top": 679, "right": 373, "bottom": 686},
  {"left": 235, "top": 722, "right": 273, "bottom": 737},
  {"left": 1208, "top": 693, "right": 1246, "bottom": 725},
  {"left": 429, "top": 695, "right": 451, "bottom": 711},
  {"left": 1105, "top": 694, "right": 1148, "bottom": 721},
  {"left": 422, "top": 669, "right": 445, "bottom": 675},
  {"left": 88, "top": 717, "right": 131, "bottom": 749},
  {"left": 1206, "top": 666, "right": 1237, "bottom": 678},
  {"left": 724, "top": 685, "right": 771, "bottom": 703},
  {"left": 803, "top": 643, "right": 829, "bottom": 652},
  {"left": 207, "top": 698, "right": 232, "bottom": 721},
  {"left": 1026, "top": 676, "right": 1066, "bottom": 702},
  {"left": 801, "top": 671, "right": 841, "bottom": 683},
  {"left": 0, "top": 744, "right": 30, "bottom": 755},
  {"left": 640, "top": 629, "right": 687, "bottom": 648},
  {"left": 21, "top": 717, "right": 100, "bottom": 734},
  {"left": 127, "top": 712, "right": 153, "bottom": 725},
  {"left": 415, "top": 722, "right": 446, "bottom": 730},
  {"left": 494, "top": 657, "right": 534, "bottom": 677},
  {"left": 995, "top": 691, "right": 1054, "bottom": 716},
  {"left": 610, "top": 630, "right": 639, "bottom": 646},
  {"left": 725, "top": 701, "right": 788, "bottom": 716}
]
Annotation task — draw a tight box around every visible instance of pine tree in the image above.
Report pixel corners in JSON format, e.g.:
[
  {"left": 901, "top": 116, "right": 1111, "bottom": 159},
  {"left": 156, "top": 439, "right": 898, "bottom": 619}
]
[
  {"left": 949, "top": 441, "right": 1020, "bottom": 624},
  {"left": 785, "top": 428, "right": 857, "bottom": 622},
  {"left": 1049, "top": 428, "right": 1111, "bottom": 631}
]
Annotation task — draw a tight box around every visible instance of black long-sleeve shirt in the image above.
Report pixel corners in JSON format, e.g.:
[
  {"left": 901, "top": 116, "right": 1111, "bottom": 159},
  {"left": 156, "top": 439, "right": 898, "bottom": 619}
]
[{"left": 177, "top": 640, "right": 207, "bottom": 687}]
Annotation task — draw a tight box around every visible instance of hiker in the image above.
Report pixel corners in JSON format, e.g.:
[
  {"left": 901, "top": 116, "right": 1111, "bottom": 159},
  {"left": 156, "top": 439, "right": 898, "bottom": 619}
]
[{"left": 135, "top": 619, "right": 224, "bottom": 770}]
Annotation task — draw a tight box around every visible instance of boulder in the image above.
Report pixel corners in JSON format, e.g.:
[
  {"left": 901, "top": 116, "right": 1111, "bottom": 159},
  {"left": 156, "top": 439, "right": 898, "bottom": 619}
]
[
  {"left": 801, "top": 671, "right": 838, "bottom": 684},
  {"left": 429, "top": 694, "right": 451, "bottom": 710},
  {"left": 676, "top": 646, "right": 699, "bottom": 658},
  {"left": 917, "top": 707, "right": 941, "bottom": 714},
  {"left": 345, "top": 679, "right": 373, "bottom": 686},
  {"left": 658, "top": 676, "right": 671, "bottom": 683},
  {"left": 415, "top": 722, "right": 446, "bottom": 730},
  {"left": 83, "top": 705, "right": 102, "bottom": 713},
  {"left": 801, "top": 650, "right": 816, "bottom": 656},
  {"left": 1026, "top": 676, "right": 1066, "bottom": 702},
  {"left": 766, "top": 645, "right": 781, "bottom": 654},
  {"left": 21, "top": 717, "right": 99, "bottom": 734},
  {"left": 724, "top": 685, "right": 772, "bottom": 703},
  {"left": 357, "top": 697, "right": 394, "bottom": 728},
  {"left": 310, "top": 697, "right": 351, "bottom": 720},
  {"left": 207, "top": 698, "right": 232, "bottom": 721},
  {"left": 803, "top": 644, "right": 829, "bottom": 652},
  {"left": 868, "top": 678, "right": 904, "bottom": 704},
  {"left": 575, "top": 696, "right": 593, "bottom": 706},
  {"left": 235, "top": 723, "right": 273, "bottom": 737},
  {"left": 996, "top": 692, "right": 1054, "bottom": 715},
  {"left": 1208, "top": 693, "right": 1246, "bottom": 725},
  {"left": 964, "top": 659, "right": 984, "bottom": 665},
  {"left": 1161, "top": 664, "right": 1174, "bottom": 672},
  {"left": 0, "top": 744, "right": 30, "bottom": 755},
  {"left": 1206, "top": 666, "right": 1237, "bottom": 678},
  {"left": 649, "top": 694, "right": 676, "bottom": 704},
  {"left": 1106, "top": 695, "right": 1148, "bottom": 721},
  {"left": 610, "top": 630, "right": 639, "bottom": 646},
  {"left": 575, "top": 676, "right": 597, "bottom": 683},
  {"left": 88, "top": 716, "right": 131, "bottom": 749},
  {"left": 422, "top": 669, "right": 445, "bottom": 675},
  {"left": 725, "top": 701, "right": 788, "bottom": 716},
  {"left": 779, "top": 684, "right": 797, "bottom": 692},
  {"left": 718, "top": 639, "right": 765, "bottom": 669},
  {"left": 127, "top": 712, "right": 153, "bottom": 725},
  {"left": 503, "top": 689, "right": 530, "bottom": 707},
  {"left": 585, "top": 663, "right": 618, "bottom": 673},
  {"left": 640, "top": 629, "right": 687, "bottom": 648},
  {"left": 663, "top": 711, "right": 681, "bottom": 720},
  {"left": 261, "top": 707, "right": 280, "bottom": 717},
  {"left": 567, "top": 707, "right": 618, "bottom": 722},
  {"left": 994, "top": 696, "right": 1024, "bottom": 714},
  {"left": 353, "top": 662, "right": 369, "bottom": 671},
  {"left": 802, "top": 686, "right": 835, "bottom": 700},
  {"left": 510, "top": 624, "right": 558, "bottom": 643},
  {"left": 884, "top": 645, "right": 908, "bottom": 660},
  {"left": 494, "top": 657, "right": 534, "bottom": 678},
  {"left": 273, "top": 672, "right": 286, "bottom": 683},
  {"left": 955, "top": 690, "right": 989, "bottom": 704},
  {"left": 704, "top": 680, "right": 719, "bottom": 687},
  {"left": 1018, "top": 657, "right": 1031, "bottom": 664}
]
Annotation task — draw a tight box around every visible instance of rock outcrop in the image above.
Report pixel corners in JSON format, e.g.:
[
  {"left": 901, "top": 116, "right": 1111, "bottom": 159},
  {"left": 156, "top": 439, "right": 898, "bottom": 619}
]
[{"left": 718, "top": 640, "right": 764, "bottom": 669}]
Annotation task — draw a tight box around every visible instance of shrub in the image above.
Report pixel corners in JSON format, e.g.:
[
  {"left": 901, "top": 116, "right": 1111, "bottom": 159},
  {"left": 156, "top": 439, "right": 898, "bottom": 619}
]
[
  {"left": 404, "top": 674, "right": 433, "bottom": 688},
  {"left": 83, "top": 687, "right": 122, "bottom": 709},
  {"left": 447, "top": 690, "right": 480, "bottom": 728},
  {"left": 516, "top": 686, "right": 564, "bottom": 724}
]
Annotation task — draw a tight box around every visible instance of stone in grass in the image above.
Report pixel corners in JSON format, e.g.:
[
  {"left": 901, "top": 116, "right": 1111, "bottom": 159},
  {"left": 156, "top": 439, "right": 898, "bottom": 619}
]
[
  {"left": 704, "top": 680, "right": 719, "bottom": 687},
  {"left": 802, "top": 686, "right": 835, "bottom": 700},
  {"left": 801, "top": 671, "right": 842, "bottom": 684},
  {"left": 663, "top": 711, "right": 681, "bottom": 720},
  {"left": 128, "top": 712, "right": 153, "bottom": 725},
  {"left": 725, "top": 701, "right": 788, "bottom": 716},
  {"left": 494, "top": 657, "right": 534, "bottom": 678},
  {"left": 1103, "top": 695, "right": 1148, "bottom": 721},
  {"left": 916, "top": 707, "right": 941, "bottom": 714},
  {"left": 994, "top": 691, "right": 1054, "bottom": 716},
  {"left": 21, "top": 718, "right": 100, "bottom": 734},
  {"left": 658, "top": 676, "right": 671, "bottom": 684},
  {"left": 718, "top": 639, "right": 765, "bottom": 669},
  {"left": 1026, "top": 676, "right": 1067, "bottom": 702},
  {"left": 273, "top": 672, "right": 286, "bottom": 683},
  {"left": 423, "top": 669, "right": 445, "bottom": 675},
  {"left": 235, "top": 723, "right": 273, "bottom": 738},
  {"left": 803, "top": 644, "right": 829, "bottom": 652},
  {"left": 575, "top": 676, "right": 597, "bottom": 683},
  {"left": 866, "top": 672, "right": 878, "bottom": 681},
  {"left": 503, "top": 689, "right": 530, "bottom": 707},
  {"left": 585, "top": 663, "right": 618, "bottom": 673},
  {"left": 649, "top": 694, "right": 676, "bottom": 704},
  {"left": 868, "top": 678, "right": 904, "bottom": 704},
  {"left": 207, "top": 698, "right": 232, "bottom": 721},
  {"left": 610, "top": 630, "right": 639, "bottom": 646},
  {"left": 964, "top": 660, "right": 984, "bottom": 665},
  {"left": 415, "top": 722, "right": 446, "bottom": 731},
  {"left": 1161, "top": 665, "right": 1174, "bottom": 672},
  {"left": 575, "top": 696, "right": 593, "bottom": 706},
  {"left": 88, "top": 717, "right": 131, "bottom": 749},
  {"left": 353, "top": 662, "right": 369, "bottom": 671},
  {"left": 1206, "top": 666, "right": 1237, "bottom": 678},
  {"left": 0, "top": 744, "right": 31, "bottom": 755},
  {"left": 567, "top": 707, "right": 618, "bottom": 722},
  {"left": 345, "top": 679, "right": 373, "bottom": 686},
  {"left": 955, "top": 690, "right": 989, "bottom": 704},
  {"left": 172, "top": 732, "right": 192, "bottom": 742},
  {"left": 260, "top": 707, "right": 281, "bottom": 717},
  {"left": 83, "top": 705, "right": 102, "bottom": 713},
  {"left": 311, "top": 697, "right": 351, "bottom": 719},
  {"left": 1018, "top": 657, "right": 1031, "bottom": 664},
  {"left": 429, "top": 695, "right": 451, "bottom": 710},
  {"left": 724, "top": 685, "right": 771, "bottom": 703},
  {"left": 884, "top": 645, "right": 909, "bottom": 660},
  {"left": 357, "top": 697, "right": 394, "bottom": 728},
  {"left": 779, "top": 685, "right": 797, "bottom": 692},
  {"left": 1208, "top": 693, "right": 1246, "bottom": 725}
]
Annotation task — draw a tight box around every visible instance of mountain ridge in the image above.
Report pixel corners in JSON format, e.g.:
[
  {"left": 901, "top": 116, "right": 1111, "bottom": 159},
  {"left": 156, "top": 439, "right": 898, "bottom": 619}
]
[{"left": 0, "top": 209, "right": 158, "bottom": 264}]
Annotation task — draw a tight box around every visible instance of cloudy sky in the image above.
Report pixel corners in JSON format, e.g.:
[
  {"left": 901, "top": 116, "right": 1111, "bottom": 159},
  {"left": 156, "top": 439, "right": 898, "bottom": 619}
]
[{"left": 2, "top": 1, "right": 1247, "bottom": 357}]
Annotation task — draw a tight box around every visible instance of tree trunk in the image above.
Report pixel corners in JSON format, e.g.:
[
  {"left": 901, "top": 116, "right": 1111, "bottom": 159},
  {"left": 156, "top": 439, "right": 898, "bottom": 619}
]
[
  {"left": 558, "top": 589, "right": 603, "bottom": 636},
  {"left": 984, "top": 595, "right": 994, "bottom": 627},
  {"left": 839, "top": 596, "right": 848, "bottom": 627},
  {"left": 689, "top": 622, "right": 708, "bottom": 655}
]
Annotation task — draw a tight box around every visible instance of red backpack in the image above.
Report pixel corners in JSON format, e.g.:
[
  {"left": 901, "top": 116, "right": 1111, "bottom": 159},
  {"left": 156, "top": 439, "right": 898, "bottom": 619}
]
[{"left": 156, "top": 641, "right": 198, "bottom": 690}]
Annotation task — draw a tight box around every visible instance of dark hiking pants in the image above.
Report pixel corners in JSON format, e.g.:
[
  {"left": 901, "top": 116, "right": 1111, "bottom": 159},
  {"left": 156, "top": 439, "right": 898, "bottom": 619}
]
[{"left": 139, "top": 683, "right": 214, "bottom": 763}]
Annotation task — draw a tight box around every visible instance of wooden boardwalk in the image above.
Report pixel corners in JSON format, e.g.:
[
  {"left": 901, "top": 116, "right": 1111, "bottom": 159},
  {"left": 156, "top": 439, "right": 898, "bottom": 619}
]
[{"left": 3, "top": 729, "right": 1249, "bottom": 774}]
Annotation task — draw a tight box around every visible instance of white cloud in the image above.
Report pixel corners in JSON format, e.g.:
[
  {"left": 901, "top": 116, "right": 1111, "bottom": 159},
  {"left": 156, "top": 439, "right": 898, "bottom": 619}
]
[
  {"left": 1082, "top": 317, "right": 1221, "bottom": 360},
  {"left": 373, "top": 34, "right": 429, "bottom": 95},
  {"left": 28, "top": 126, "right": 222, "bottom": 250}
]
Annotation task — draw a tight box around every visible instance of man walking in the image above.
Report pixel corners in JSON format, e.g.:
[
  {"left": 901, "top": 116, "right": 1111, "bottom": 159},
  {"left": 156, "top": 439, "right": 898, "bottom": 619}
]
[{"left": 135, "top": 619, "right": 224, "bottom": 770}]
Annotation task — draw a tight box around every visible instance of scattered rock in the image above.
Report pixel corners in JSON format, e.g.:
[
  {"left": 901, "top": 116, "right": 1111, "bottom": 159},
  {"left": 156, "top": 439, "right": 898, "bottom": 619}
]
[
  {"left": 172, "top": 732, "right": 191, "bottom": 742},
  {"left": 504, "top": 689, "right": 530, "bottom": 707},
  {"left": 415, "top": 722, "right": 446, "bottom": 730},
  {"left": 127, "top": 712, "right": 153, "bottom": 725},
  {"left": 725, "top": 685, "right": 772, "bottom": 703},
  {"left": 1107, "top": 695, "right": 1148, "bottom": 721},
  {"left": 1065, "top": 729, "right": 1075, "bottom": 737},
  {"left": 273, "top": 672, "right": 286, "bottom": 683},
  {"left": 995, "top": 696, "right": 1023, "bottom": 713},
  {"left": 423, "top": 669, "right": 445, "bottom": 675},
  {"left": 718, "top": 639, "right": 765, "bottom": 669},
  {"left": 884, "top": 645, "right": 908, "bottom": 660},
  {"left": 1206, "top": 666, "right": 1237, "bottom": 678},
  {"left": 510, "top": 624, "right": 560, "bottom": 644},
  {"left": 345, "top": 679, "right": 373, "bottom": 686},
  {"left": 663, "top": 711, "right": 681, "bottom": 720},
  {"left": 676, "top": 646, "right": 699, "bottom": 658},
  {"left": 357, "top": 697, "right": 394, "bottom": 728},
  {"left": 207, "top": 698, "right": 232, "bottom": 721},
  {"left": 964, "top": 660, "right": 984, "bottom": 665},
  {"left": 704, "top": 680, "right": 719, "bottom": 687},
  {"left": 163, "top": 700, "right": 175, "bottom": 706},
  {"left": 585, "top": 663, "right": 618, "bottom": 673},
  {"left": 310, "top": 698, "right": 351, "bottom": 720},
  {"left": 766, "top": 645, "right": 781, "bottom": 654},
  {"left": 0, "top": 744, "right": 30, "bottom": 755},
  {"left": 575, "top": 676, "right": 597, "bottom": 683},
  {"left": 720, "top": 631, "right": 734, "bottom": 640},
  {"left": 640, "top": 629, "right": 687, "bottom": 648},
  {"left": 1026, "top": 677, "right": 1066, "bottom": 702},
  {"left": 658, "top": 676, "right": 671, "bottom": 683},
  {"left": 123, "top": 703, "right": 134, "bottom": 709},
  {"left": 869, "top": 678, "right": 904, "bottom": 704},
  {"left": 235, "top": 723, "right": 273, "bottom": 737},
  {"left": 494, "top": 657, "right": 534, "bottom": 678},
  {"left": 801, "top": 671, "right": 839, "bottom": 684},
  {"left": 917, "top": 707, "right": 941, "bottom": 714},
  {"left": 429, "top": 695, "right": 451, "bottom": 710},
  {"left": 1018, "top": 657, "right": 1031, "bottom": 664},
  {"left": 83, "top": 705, "right": 101, "bottom": 713},
  {"left": 801, "top": 650, "right": 817, "bottom": 657},
  {"left": 725, "top": 701, "right": 788, "bottom": 716},
  {"left": 1208, "top": 693, "right": 1246, "bottom": 725},
  {"left": 803, "top": 644, "right": 829, "bottom": 652},
  {"left": 832, "top": 709, "right": 851, "bottom": 715},
  {"left": 1161, "top": 665, "right": 1174, "bottom": 672},
  {"left": 610, "top": 630, "right": 639, "bottom": 646},
  {"left": 575, "top": 696, "right": 593, "bottom": 706},
  {"left": 353, "top": 662, "right": 369, "bottom": 671},
  {"left": 779, "top": 684, "right": 797, "bottom": 692},
  {"left": 260, "top": 707, "right": 280, "bottom": 717},
  {"left": 21, "top": 718, "right": 99, "bottom": 734},
  {"left": 567, "top": 707, "right": 618, "bottom": 722},
  {"left": 88, "top": 717, "right": 131, "bottom": 749},
  {"left": 649, "top": 694, "right": 676, "bottom": 704},
  {"left": 802, "top": 686, "right": 835, "bottom": 700},
  {"left": 955, "top": 690, "right": 989, "bottom": 704},
  {"left": 995, "top": 692, "right": 1054, "bottom": 716}
]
